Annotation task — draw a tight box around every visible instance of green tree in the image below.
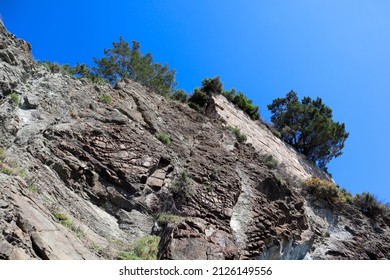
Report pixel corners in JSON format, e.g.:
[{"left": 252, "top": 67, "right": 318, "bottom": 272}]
[
  {"left": 93, "top": 37, "right": 177, "bottom": 96},
  {"left": 267, "top": 90, "right": 349, "bottom": 170}
]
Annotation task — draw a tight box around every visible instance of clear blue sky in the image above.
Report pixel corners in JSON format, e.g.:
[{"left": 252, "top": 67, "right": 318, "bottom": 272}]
[{"left": 2, "top": 0, "right": 390, "bottom": 202}]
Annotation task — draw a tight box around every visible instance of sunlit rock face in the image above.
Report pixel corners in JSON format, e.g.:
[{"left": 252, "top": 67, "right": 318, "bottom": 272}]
[{"left": 1, "top": 20, "right": 389, "bottom": 260}]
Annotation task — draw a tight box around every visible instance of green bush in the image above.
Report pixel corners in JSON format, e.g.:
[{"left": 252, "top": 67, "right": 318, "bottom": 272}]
[
  {"left": 188, "top": 88, "right": 211, "bottom": 112},
  {"left": 118, "top": 235, "right": 160, "bottom": 260},
  {"left": 171, "top": 89, "right": 188, "bottom": 103},
  {"left": 54, "top": 212, "right": 74, "bottom": 228},
  {"left": 304, "top": 177, "right": 350, "bottom": 206},
  {"left": 353, "top": 192, "right": 387, "bottom": 217},
  {"left": 9, "top": 92, "right": 20, "bottom": 106},
  {"left": 99, "top": 95, "right": 112, "bottom": 104},
  {"left": 172, "top": 169, "right": 192, "bottom": 196},
  {"left": 1, "top": 167, "right": 13, "bottom": 175},
  {"left": 157, "top": 131, "right": 172, "bottom": 145},
  {"left": 229, "top": 126, "right": 247, "bottom": 144},
  {"left": 264, "top": 154, "right": 278, "bottom": 169},
  {"left": 28, "top": 184, "right": 38, "bottom": 193},
  {"left": 156, "top": 213, "right": 184, "bottom": 224}
]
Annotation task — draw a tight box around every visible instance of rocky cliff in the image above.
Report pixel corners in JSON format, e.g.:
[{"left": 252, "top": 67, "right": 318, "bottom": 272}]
[{"left": 1, "top": 20, "right": 389, "bottom": 260}]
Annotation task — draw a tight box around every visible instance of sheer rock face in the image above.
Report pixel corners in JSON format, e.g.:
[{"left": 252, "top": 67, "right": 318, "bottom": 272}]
[{"left": 0, "top": 20, "right": 389, "bottom": 260}]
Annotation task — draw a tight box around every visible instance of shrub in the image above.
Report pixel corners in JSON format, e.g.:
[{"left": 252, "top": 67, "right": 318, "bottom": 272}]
[
  {"left": 157, "top": 131, "right": 172, "bottom": 145},
  {"left": 1, "top": 167, "right": 13, "bottom": 175},
  {"left": 54, "top": 212, "right": 84, "bottom": 237},
  {"left": 171, "top": 89, "right": 188, "bottom": 103},
  {"left": 353, "top": 192, "right": 387, "bottom": 217},
  {"left": 229, "top": 126, "right": 247, "bottom": 144},
  {"left": 201, "top": 76, "right": 223, "bottom": 95},
  {"left": 118, "top": 235, "right": 160, "bottom": 260},
  {"left": 28, "top": 184, "right": 38, "bottom": 193},
  {"left": 172, "top": 168, "right": 192, "bottom": 196},
  {"left": 99, "top": 95, "right": 112, "bottom": 104},
  {"left": 264, "top": 154, "right": 278, "bottom": 169},
  {"left": 188, "top": 88, "right": 211, "bottom": 112},
  {"left": 9, "top": 92, "right": 20, "bottom": 106},
  {"left": 304, "top": 177, "right": 349, "bottom": 206},
  {"left": 156, "top": 213, "right": 184, "bottom": 224},
  {"left": 54, "top": 212, "right": 74, "bottom": 228}
]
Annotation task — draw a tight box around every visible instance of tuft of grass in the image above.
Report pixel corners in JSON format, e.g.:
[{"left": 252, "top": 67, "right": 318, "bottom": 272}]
[
  {"left": 18, "top": 168, "right": 28, "bottom": 179},
  {"left": 229, "top": 126, "right": 247, "bottom": 144},
  {"left": 118, "top": 235, "right": 160, "bottom": 260},
  {"left": 156, "top": 213, "right": 185, "bottom": 224},
  {"left": 99, "top": 94, "right": 112, "bottom": 104},
  {"left": 28, "top": 184, "right": 38, "bottom": 193},
  {"left": 9, "top": 92, "right": 20, "bottom": 106},
  {"left": 157, "top": 131, "right": 172, "bottom": 145},
  {"left": 1, "top": 167, "right": 14, "bottom": 175},
  {"left": 264, "top": 154, "right": 278, "bottom": 169},
  {"left": 0, "top": 147, "right": 6, "bottom": 161},
  {"left": 54, "top": 212, "right": 84, "bottom": 237}
]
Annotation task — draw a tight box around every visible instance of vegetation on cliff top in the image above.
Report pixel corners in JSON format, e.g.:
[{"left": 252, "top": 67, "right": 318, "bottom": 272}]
[{"left": 268, "top": 91, "right": 349, "bottom": 171}]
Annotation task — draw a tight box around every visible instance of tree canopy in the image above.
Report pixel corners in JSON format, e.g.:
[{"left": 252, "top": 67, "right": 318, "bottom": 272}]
[
  {"left": 267, "top": 90, "right": 349, "bottom": 170},
  {"left": 93, "top": 37, "right": 177, "bottom": 97}
]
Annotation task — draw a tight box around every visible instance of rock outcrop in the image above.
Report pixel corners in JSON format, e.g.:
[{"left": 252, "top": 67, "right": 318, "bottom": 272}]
[{"left": 0, "top": 20, "right": 389, "bottom": 260}]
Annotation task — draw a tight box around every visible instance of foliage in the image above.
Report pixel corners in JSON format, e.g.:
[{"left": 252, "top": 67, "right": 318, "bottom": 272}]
[
  {"left": 188, "top": 88, "right": 211, "bottom": 112},
  {"left": 201, "top": 76, "right": 223, "bottom": 95},
  {"left": 99, "top": 94, "right": 112, "bottom": 104},
  {"left": 171, "top": 89, "right": 188, "bottom": 103},
  {"left": 54, "top": 212, "right": 74, "bottom": 228},
  {"left": 156, "top": 213, "right": 184, "bottom": 224},
  {"left": 1, "top": 167, "right": 13, "bottom": 175},
  {"left": 94, "top": 37, "right": 177, "bottom": 96},
  {"left": 264, "top": 154, "right": 278, "bottom": 169},
  {"left": 172, "top": 168, "right": 192, "bottom": 196},
  {"left": 39, "top": 60, "right": 106, "bottom": 84},
  {"left": 28, "top": 184, "right": 38, "bottom": 193},
  {"left": 353, "top": 192, "right": 387, "bottom": 217},
  {"left": 9, "top": 92, "right": 20, "bottom": 106},
  {"left": 223, "top": 89, "right": 260, "bottom": 120},
  {"left": 157, "top": 131, "right": 172, "bottom": 145},
  {"left": 54, "top": 212, "right": 84, "bottom": 237},
  {"left": 118, "top": 235, "right": 160, "bottom": 260},
  {"left": 229, "top": 126, "right": 247, "bottom": 144},
  {"left": 304, "top": 177, "right": 352, "bottom": 206},
  {"left": 188, "top": 76, "right": 260, "bottom": 120},
  {"left": 268, "top": 90, "right": 349, "bottom": 170}
]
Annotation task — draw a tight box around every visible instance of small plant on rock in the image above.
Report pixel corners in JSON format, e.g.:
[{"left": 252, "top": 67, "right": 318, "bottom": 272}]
[
  {"left": 157, "top": 131, "right": 172, "bottom": 145},
  {"left": 264, "top": 154, "right": 278, "bottom": 169},
  {"left": 171, "top": 168, "right": 192, "bottom": 196},
  {"left": 118, "top": 235, "right": 160, "bottom": 260},
  {"left": 156, "top": 213, "right": 184, "bottom": 224},
  {"left": 229, "top": 126, "right": 247, "bottom": 144},
  {"left": 9, "top": 92, "right": 20, "bottom": 107},
  {"left": 99, "top": 94, "right": 112, "bottom": 104}
]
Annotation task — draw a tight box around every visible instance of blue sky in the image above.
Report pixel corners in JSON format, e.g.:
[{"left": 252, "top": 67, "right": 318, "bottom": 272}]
[{"left": 2, "top": 0, "right": 390, "bottom": 202}]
